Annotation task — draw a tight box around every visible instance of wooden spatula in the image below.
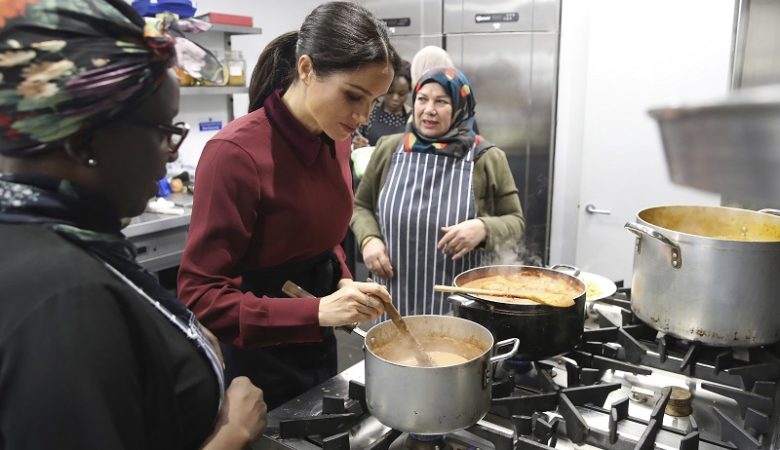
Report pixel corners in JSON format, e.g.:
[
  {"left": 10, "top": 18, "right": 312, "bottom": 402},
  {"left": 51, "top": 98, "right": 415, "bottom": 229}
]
[{"left": 433, "top": 284, "right": 575, "bottom": 308}]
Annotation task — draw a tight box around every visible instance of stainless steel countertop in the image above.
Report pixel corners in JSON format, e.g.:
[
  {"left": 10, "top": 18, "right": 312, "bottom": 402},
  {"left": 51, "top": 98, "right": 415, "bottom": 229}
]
[
  {"left": 121, "top": 193, "right": 193, "bottom": 238},
  {"left": 255, "top": 362, "right": 368, "bottom": 449},
  {"left": 266, "top": 361, "right": 365, "bottom": 430}
]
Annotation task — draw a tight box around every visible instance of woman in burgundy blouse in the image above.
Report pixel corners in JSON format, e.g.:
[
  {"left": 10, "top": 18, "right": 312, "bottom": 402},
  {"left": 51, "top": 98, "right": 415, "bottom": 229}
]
[{"left": 178, "top": 1, "right": 399, "bottom": 409}]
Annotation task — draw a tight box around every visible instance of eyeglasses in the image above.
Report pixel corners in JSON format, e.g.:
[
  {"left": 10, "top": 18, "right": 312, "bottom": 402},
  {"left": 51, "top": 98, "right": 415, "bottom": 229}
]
[{"left": 130, "top": 120, "right": 190, "bottom": 153}]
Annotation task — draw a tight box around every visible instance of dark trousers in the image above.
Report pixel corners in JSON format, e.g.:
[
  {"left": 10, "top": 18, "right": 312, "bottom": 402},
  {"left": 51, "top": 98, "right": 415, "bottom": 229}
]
[{"left": 221, "top": 333, "right": 336, "bottom": 410}]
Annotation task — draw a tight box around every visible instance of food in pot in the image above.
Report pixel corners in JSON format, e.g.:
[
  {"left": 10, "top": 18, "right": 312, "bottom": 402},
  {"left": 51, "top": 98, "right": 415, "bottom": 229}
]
[
  {"left": 585, "top": 281, "right": 602, "bottom": 300},
  {"left": 576, "top": 272, "right": 616, "bottom": 301},
  {"left": 707, "top": 227, "right": 778, "bottom": 241},
  {"left": 365, "top": 315, "right": 518, "bottom": 434},
  {"left": 372, "top": 335, "right": 487, "bottom": 367},
  {"left": 639, "top": 206, "right": 780, "bottom": 242},
  {"left": 461, "top": 274, "right": 579, "bottom": 305}
]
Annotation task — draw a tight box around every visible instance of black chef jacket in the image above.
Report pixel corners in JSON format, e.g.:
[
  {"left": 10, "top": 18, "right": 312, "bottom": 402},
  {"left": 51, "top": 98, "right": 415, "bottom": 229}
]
[{"left": 0, "top": 224, "right": 220, "bottom": 450}]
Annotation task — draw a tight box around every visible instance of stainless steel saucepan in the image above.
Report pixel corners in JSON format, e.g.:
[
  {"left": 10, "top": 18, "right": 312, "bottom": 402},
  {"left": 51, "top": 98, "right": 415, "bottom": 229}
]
[{"left": 363, "top": 315, "right": 518, "bottom": 434}]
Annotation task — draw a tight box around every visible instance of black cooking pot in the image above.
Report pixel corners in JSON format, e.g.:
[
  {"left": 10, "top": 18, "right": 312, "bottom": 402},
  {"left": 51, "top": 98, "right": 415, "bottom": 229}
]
[{"left": 449, "top": 265, "right": 586, "bottom": 361}]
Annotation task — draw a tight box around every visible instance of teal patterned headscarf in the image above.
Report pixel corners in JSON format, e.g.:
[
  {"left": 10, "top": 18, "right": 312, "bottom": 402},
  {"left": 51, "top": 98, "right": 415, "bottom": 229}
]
[
  {"left": 0, "top": 0, "right": 221, "bottom": 157},
  {"left": 402, "top": 66, "right": 493, "bottom": 159}
]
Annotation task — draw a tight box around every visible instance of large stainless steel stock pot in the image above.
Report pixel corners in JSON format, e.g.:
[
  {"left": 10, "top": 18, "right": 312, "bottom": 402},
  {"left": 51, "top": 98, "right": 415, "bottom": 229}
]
[{"left": 625, "top": 205, "right": 780, "bottom": 346}]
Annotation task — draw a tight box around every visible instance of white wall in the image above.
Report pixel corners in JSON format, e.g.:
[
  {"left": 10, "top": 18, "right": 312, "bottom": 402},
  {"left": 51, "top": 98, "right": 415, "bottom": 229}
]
[
  {"left": 550, "top": 0, "right": 732, "bottom": 281},
  {"left": 548, "top": 0, "right": 588, "bottom": 266}
]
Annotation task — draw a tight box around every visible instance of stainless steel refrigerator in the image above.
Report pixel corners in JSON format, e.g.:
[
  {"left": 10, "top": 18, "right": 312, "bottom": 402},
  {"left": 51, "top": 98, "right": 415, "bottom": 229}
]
[
  {"left": 362, "top": 0, "right": 445, "bottom": 62},
  {"left": 358, "top": 0, "right": 560, "bottom": 262}
]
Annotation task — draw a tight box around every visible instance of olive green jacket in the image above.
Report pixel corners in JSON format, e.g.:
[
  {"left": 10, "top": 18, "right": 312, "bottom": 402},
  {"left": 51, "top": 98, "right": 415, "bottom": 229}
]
[{"left": 350, "top": 133, "right": 525, "bottom": 252}]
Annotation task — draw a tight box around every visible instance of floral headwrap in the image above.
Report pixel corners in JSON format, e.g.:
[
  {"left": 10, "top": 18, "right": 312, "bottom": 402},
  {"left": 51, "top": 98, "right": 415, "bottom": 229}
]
[
  {"left": 0, "top": 0, "right": 221, "bottom": 157},
  {"left": 402, "top": 66, "right": 493, "bottom": 159}
]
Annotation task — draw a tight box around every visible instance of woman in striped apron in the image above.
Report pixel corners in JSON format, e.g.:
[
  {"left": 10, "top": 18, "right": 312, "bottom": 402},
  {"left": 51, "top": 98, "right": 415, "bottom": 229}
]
[{"left": 351, "top": 67, "right": 525, "bottom": 317}]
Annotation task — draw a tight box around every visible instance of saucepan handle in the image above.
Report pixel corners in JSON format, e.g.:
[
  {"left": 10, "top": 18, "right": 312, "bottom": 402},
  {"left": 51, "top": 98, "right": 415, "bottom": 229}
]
[
  {"left": 489, "top": 338, "right": 520, "bottom": 364},
  {"left": 624, "top": 221, "right": 682, "bottom": 269},
  {"left": 337, "top": 323, "right": 366, "bottom": 338},
  {"left": 550, "top": 263, "right": 581, "bottom": 277}
]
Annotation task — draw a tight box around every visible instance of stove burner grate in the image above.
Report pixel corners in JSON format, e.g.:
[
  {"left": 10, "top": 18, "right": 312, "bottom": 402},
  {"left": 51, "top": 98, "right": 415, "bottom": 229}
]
[{"left": 265, "top": 286, "right": 779, "bottom": 450}]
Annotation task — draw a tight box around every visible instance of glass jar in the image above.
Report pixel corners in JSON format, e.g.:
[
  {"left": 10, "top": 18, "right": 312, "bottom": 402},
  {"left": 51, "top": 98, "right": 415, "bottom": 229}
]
[{"left": 225, "top": 50, "right": 246, "bottom": 87}]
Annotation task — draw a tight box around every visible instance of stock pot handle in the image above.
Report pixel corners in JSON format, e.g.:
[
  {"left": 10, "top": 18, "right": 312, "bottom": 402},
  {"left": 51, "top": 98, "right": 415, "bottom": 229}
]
[
  {"left": 759, "top": 208, "right": 780, "bottom": 217},
  {"left": 624, "top": 222, "right": 682, "bottom": 269},
  {"left": 550, "top": 264, "right": 581, "bottom": 277},
  {"left": 489, "top": 338, "right": 520, "bottom": 364},
  {"left": 484, "top": 338, "right": 519, "bottom": 388}
]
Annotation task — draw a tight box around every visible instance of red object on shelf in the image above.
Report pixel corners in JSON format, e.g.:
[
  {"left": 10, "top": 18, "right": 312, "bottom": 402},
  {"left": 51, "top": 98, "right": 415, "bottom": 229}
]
[{"left": 196, "top": 12, "right": 253, "bottom": 27}]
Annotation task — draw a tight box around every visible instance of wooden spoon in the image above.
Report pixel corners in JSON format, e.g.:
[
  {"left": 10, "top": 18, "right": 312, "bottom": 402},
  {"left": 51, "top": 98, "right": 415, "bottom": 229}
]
[
  {"left": 381, "top": 300, "right": 435, "bottom": 367},
  {"left": 361, "top": 278, "right": 434, "bottom": 367},
  {"left": 282, "top": 281, "right": 434, "bottom": 367},
  {"left": 433, "top": 284, "right": 575, "bottom": 308}
]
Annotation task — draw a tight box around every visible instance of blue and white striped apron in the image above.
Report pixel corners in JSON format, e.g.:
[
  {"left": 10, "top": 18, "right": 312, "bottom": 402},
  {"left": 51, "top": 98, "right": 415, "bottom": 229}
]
[{"left": 375, "top": 143, "right": 487, "bottom": 316}]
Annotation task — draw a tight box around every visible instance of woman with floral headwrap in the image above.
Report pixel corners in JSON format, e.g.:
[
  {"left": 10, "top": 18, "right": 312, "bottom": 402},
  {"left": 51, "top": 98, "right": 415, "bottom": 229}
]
[
  {"left": 351, "top": 67, "right": 525, "bottom": 317},
  {"left": 0, "top": 1, "right": 266, "bottom": 449}
]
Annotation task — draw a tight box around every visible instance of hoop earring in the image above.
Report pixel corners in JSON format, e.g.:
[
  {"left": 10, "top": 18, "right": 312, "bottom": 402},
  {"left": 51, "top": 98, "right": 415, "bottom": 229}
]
[{"left": 87, "top": 158, "right": 98, "bottom": 167}]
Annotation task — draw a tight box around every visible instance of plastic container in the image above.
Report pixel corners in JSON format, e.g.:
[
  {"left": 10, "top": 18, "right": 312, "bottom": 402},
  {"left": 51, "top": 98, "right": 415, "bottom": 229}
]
[
  {"left": 156, "top": 178, "right": 172, "bottom": 197},
  {"left": 131, "top": 0, "right": 197, "bottom": 18}
]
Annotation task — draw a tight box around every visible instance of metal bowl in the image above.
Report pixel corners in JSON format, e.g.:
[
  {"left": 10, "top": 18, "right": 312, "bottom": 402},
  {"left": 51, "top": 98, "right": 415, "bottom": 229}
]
[{"left": 648, "top": 84, "right": 780, "bottom": 201}]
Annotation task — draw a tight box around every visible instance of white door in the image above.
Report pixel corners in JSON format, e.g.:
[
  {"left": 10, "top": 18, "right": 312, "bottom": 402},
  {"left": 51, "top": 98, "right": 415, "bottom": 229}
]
[{"left": 550, "top": 0, "right": 734, "bottom": 283}]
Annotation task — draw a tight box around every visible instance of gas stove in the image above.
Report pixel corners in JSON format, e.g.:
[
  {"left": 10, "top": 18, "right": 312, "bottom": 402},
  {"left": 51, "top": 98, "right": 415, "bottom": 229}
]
[{"left": 255, "top": 286, "right": 780, "bottom": 450}]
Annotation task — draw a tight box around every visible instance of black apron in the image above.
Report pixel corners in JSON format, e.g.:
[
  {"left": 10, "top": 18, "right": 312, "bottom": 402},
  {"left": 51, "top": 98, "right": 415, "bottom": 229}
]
[{"left": 221, "top": 250, "right": 339, "bottom": 410}]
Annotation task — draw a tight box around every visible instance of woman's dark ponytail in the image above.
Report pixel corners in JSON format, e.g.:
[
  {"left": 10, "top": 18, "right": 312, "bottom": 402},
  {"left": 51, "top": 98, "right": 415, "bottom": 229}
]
[
  {"left": 248, "top": 31, "right": 298, "bottom": 112},
  {"left": 248, "top": 2, "right": 401, "bottom": 113}
]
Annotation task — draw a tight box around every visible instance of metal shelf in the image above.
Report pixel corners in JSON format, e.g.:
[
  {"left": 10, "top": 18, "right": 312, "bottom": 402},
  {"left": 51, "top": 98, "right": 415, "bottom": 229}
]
[
  {"left": 185, "top": 24, "right": 262, "bottom": 35},
  {"left": 180, "top": 86, "right": 247, "bottom": 96}
]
